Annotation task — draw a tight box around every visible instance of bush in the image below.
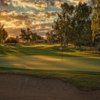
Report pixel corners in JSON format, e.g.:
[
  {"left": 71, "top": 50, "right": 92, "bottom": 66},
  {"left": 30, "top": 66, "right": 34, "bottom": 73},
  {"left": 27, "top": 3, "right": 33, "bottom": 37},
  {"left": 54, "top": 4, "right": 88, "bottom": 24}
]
[{"left": 5, "top": 37, "right": 19, "bottom": 44}]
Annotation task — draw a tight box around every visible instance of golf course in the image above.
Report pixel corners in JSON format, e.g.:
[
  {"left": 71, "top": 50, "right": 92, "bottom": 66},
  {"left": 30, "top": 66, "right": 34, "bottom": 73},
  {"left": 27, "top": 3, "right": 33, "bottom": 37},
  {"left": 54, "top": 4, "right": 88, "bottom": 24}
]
[
  {"left": 0, "top": 44, "right": 100, "bottom": 89},
  {"left": 0, "top": 0, "right": 100, "bottom": 99},
  {"left": 0, "top": 44, "right": 100, "bottom": 100}
]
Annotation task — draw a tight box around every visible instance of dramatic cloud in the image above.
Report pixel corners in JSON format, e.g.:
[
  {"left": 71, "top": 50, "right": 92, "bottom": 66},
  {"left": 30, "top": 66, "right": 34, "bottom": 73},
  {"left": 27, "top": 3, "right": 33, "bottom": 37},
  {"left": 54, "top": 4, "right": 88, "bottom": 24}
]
[{"left": 0, "top": 0, "right": 87, "bottom": 36}]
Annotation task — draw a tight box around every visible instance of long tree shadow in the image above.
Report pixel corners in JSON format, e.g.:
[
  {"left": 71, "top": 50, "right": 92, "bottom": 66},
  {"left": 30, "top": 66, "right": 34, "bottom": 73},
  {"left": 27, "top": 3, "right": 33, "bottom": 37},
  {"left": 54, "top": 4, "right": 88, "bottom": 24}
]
[
  {"left": 0, "top": 45, "right": 100, "bottom": 68},
  {"left": 14, "top": 45, "right": 78, "bottom": 57},
  {"left": 0, "top": 45, "right": 77, "bottom": 57}
]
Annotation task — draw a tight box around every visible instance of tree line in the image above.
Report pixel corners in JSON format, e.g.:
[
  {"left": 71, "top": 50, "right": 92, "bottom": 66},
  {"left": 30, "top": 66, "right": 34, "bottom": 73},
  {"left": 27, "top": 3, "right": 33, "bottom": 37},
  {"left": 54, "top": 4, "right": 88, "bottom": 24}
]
[
  {"left": 0, "top": 1, "right": 100, "bottom": 50},
  {"left": 0, "top": 26, "right": 45, "bottom": 45},
  {"left": 51, "top": 2, "right": 100, "bottom": 50}
]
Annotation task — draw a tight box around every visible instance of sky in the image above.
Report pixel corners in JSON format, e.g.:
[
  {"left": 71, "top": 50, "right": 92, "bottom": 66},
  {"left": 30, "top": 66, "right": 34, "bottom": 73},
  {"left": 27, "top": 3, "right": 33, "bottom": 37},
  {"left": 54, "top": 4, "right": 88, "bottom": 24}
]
[{"left": 0, "top": 0, "right": 87, "bottom": 36}]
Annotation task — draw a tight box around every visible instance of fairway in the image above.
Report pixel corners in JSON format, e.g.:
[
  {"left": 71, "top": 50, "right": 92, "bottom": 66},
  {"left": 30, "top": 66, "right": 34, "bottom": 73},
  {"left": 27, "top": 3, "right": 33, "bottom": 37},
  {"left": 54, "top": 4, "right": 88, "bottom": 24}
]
[
  {"left": 0, "top": 44, "right": 100, "bottom": 90},
  {"left": 0, "top": 55, "right": 100, "bottom": 72},
  {"left": 0, "top": 45, "right": 100, "bottom": 72}
]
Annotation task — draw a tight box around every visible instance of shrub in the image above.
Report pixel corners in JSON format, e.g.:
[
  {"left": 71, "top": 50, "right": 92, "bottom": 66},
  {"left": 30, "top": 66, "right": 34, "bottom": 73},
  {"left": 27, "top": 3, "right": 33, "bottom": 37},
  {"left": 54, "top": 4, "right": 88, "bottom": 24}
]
[{"left": 5, "top": 37, "right": 19, "bottom": 44}]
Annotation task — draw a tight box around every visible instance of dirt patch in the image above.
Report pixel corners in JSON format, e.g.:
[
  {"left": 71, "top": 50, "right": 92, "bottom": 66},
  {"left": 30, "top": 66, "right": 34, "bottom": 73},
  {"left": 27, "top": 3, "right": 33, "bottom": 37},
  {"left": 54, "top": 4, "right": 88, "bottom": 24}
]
[{"left": 0, "top": 74, "right": 100, "bottom": 100}]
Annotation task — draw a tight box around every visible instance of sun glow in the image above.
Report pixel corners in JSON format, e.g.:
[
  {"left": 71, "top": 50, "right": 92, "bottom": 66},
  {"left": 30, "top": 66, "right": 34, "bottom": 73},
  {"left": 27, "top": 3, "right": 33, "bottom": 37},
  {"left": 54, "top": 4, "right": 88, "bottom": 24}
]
[{"left": 0, "top": 0, "right": 88, "bottom": 36}]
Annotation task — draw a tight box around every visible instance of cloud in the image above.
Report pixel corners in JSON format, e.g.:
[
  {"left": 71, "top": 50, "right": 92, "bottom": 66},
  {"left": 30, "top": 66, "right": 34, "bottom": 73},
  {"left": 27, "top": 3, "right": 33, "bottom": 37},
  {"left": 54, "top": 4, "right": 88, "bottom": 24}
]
[{"left": 0, "top": 0, "right": 87, "bottom": 36}]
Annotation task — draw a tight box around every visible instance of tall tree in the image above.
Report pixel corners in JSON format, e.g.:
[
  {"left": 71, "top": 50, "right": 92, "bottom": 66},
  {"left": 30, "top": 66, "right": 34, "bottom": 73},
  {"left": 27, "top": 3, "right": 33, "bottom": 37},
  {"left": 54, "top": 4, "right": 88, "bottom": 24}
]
[
  {"left": 46, "top": 32, "right": 53, "bottom": 44},
  {"left": 53, "top": 3, "right": 74, "bottom": 48},
  {"left": 30, "top": 32, "right": 37, "bottom": 43},
  {"left": 73, "top": 3, "right": 92, "bottom": 48},
  {"left": 0, "top": 24, "right": 8, "bottom": 44},
  {"left": 91, "top": 0, "right": 100, "bottom": 42},
  {"left": 20, "top": 28, "right": 31, "bottom": 43},
  {"left": 20, "top": 28, "right": 42, "bottom": 43}
]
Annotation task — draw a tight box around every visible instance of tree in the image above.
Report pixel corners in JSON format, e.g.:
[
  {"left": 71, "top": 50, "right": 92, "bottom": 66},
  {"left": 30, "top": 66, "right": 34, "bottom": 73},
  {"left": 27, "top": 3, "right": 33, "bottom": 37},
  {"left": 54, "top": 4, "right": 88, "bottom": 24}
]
[
  {"left": 91, "top": 0, "right": 100, "bottom": 50},
  {"left": 5, "top": 37, "right": 18, "bottom": 44},
  {"left": 46, "top": 32, "right": 53, "bottom": 44},
  {"left": 20, "top": 28, "right": 43, "bottom": 43},
  {"left": 30, "top": 32, "right": 37, "bottom": 43},
  {"left": 91, "top": 0, "right": 100, "bottom": 42},
  {"left": 73, "top": 3, "right": 92, "bottom": 48},
  {"left": 20, "top": 28, "right": 31, "bottom": 43},
  {"left": 94, "top": 33, "right": 100, "bottom": 50},
  {"left": 53, "top": 2, "right": 92, "bottom": 48},
  {"left": 53, "top": 3, "right": 74, "bottom": 48},
  {"left": 0, "top": 24, "right": 8, "bottom": 44}
]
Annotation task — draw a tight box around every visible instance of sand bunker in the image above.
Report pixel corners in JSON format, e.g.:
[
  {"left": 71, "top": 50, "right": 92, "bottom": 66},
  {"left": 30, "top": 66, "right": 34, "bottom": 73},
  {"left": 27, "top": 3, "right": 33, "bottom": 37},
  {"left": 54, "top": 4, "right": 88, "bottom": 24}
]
[{"left": 0, "top": 74, "right": 100, "bottom": 100}]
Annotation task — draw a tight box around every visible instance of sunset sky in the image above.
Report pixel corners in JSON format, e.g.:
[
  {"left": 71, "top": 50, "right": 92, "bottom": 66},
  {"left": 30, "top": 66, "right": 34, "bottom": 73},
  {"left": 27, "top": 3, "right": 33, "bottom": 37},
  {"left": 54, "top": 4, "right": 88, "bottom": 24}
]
[{"left": 0, "top": 0, "right": 87, "bottom": 36}]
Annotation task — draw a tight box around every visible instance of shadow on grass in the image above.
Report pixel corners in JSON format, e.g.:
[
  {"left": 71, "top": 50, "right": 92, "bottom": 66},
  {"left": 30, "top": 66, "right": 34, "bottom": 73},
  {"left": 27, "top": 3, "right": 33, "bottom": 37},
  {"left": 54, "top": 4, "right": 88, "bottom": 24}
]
[
  {"left": 0, "top": 45, "right": 81, "bottom": 57},
  {"left": 0, "top": 45, "right": 100, "bottom": 90},
  {"left": 0, "top": 45, "right": 100, "bottom": 65},
  {"left": 0, "top": 45, "right": 100, "bottom": 68},
  {"left": 0, "top": 67, "right": 100, "bottom": 90},
  {"left": 0, "top": 44, "right": 100, "bottom": 56},
  {"left": 0, "top": 67, "right": 100, "bottom": 75}
]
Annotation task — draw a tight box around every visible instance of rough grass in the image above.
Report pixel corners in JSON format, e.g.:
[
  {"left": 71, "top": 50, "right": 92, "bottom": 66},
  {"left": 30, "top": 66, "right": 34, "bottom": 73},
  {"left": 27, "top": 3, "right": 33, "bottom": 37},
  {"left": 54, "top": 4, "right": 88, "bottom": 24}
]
[{"left": 0, "top": 44, "right": 100, "bottom": 90}]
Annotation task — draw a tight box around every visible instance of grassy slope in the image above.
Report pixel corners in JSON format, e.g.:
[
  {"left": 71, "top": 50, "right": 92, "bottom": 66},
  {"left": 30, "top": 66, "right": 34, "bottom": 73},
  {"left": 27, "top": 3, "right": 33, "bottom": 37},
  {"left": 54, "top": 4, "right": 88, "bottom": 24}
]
[{"left": 0, "top": 44, "right": 100, "bottom": 90}]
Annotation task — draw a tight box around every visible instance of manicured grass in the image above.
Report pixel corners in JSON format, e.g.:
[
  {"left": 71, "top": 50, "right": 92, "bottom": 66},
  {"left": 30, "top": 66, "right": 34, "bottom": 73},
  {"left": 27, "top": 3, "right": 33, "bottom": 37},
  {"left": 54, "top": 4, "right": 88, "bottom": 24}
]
[
  {"left": 0, "top": 44, "right": 100, "bottom": 90},
  {"left": 0, "top": 44, "right": 100, "bottom": 57},
  {"left": 0, "top": 67, "right": 100, "bottom": 90}
]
